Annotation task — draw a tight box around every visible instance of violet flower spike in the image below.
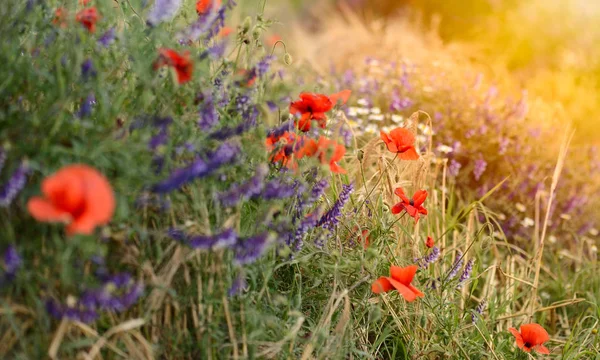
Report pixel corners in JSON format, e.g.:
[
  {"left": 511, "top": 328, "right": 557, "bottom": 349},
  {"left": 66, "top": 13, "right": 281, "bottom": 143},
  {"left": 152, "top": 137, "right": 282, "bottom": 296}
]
[
  {"left": 218, "top": 165, "right": 268, "bottom": 207},
  {"left": 98, "top": 28, "right": 116, "bottom": 48},
  {"left": 471, "top": 299, "right": 487, "bottom": 324},
  {"left": 457, "top": 259, "right": 474, "bottom": 288},
  {"left": 228, "top": 272, "right": 247, "bottom": 297},
  {"left": 317, "top": 183, "right": 354, "bottom": 230},
  {"left": 446, "top": 250, "right": 463, "bottom": 281},
  {"left": 0, "top": 161, "right": 29, "bottom": 207},
  {"left": 234, "top": 232, "right": 271, "bottom": 265},
  {"left": 146, "top": 0, "right": 183, "bottom": 27}
]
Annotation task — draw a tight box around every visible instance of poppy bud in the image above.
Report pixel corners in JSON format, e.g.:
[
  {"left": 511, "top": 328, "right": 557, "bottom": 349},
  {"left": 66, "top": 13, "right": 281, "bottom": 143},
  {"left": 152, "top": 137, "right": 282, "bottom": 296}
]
[
  {"left": 426, "top": 236, "right": 434, "bottom": 248},
  {"left": 357, "top": 149, "right": 364, "bottom": 161},
  {"left": 284, "top": 53, "right": 293, "bottom": 65},
  {"left": 241, "top": 16, "right": 252, "bottom": 34},
  {"left": 252, "top": 27, "right": 261, "bottom": 40}
]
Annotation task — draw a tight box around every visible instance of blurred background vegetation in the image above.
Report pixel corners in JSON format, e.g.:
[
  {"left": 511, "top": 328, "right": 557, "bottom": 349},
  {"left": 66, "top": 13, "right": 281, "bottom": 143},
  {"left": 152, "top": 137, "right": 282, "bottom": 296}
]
[{"left": 274, "top": 0, "right": 600, "bottom": 144}]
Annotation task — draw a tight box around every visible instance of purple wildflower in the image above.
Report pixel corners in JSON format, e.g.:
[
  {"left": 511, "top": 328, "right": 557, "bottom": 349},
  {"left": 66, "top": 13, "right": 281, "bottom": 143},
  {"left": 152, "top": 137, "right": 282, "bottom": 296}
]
[
  {"left": 218, "top": 165, "right": 267, "bottom": 206},
  {"left": 473, "top": 157, "right": 487, "bottom": 181},
  {"left": 77, "top": 93, "right": 96, "bottom": 118},
  {"left": 261, "top": 179, "right": 299, "bottom": 200},
  {"left": 234, "top": 232, "right": 271, "bottom": 265},
  {"left": 457, "top": 259, "right": 474, "bottom": 288},
  {"left": 98, "top": 28, "right": 116, "bottom": 48},
  {"left": 471, "top": 299, "right": 486, "bottom": 323},
  {"left": 81, "top": 59, "right": 96, "bottom": 81},
  {"left": 446, "top": 250, "right": 463, "bottom": 281},
  {"left": 317, "top": 184, "right": 354, "bottom": 230},
  {"left": 498, "top": 137, "right": 510, "bottom": 155},
  {"left": 448, "top": 159, "right": 461, "bottom": 177},
  {"left": 152, "top": 142, "right": 239, "bottom": 193},
  {"left": 267, "top": 120, "right": 294, "bottom": 139},
  {"left": 256, "top": 55, "right": 275, "bottom": 77},
  {"left": 205, "top": 5, "right": 227, "bottom": 42},
  {"left": 288, "top": 210, "right": 320, "bottom": 252},
  {"left": 389, "top": 90, "right": 413, "bottom": 112},
  {"left": 0, "top": 161, "right": 29, "bottom": 207},
  {"left": 170, "top": 228, "right": 237, "bottom": 250},
  {"left": 146, "top": 0, "right": 183, "bottom": 26},
  {"left": 418, "top": 246, "right": 440, "bottom": 269},
  {"left": 3, "top": 246, "right": 21, "bottom": 276},
  {"left": 198, "top": 93, "right": 220, "bottom": 131},
  {"left": 228, "top": 272, "right": 247, "bottom": 297},
  {"left": 209, "top": 122, "right": 253, "bottom": 141}
]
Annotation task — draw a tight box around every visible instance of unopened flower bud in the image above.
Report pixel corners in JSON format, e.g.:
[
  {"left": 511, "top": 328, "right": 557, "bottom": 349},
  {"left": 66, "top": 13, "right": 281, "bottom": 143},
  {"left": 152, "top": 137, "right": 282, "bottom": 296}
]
[
  {"left": 284, "top": 53, "right": 293, "bottom": 65},
  {"left": 241, "top": 16, "right": 252, "bottom": 34}
]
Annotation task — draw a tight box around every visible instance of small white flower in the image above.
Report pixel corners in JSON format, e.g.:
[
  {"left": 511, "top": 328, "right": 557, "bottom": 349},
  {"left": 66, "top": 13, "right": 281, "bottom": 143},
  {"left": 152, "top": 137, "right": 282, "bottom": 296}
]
[
  {"left": 436, "top": 144, "right": 453, "bottom": 154},
  {"left": 391, "top": 115, "right": 404, "bottom": 124},
  {"left": 365, "top": 124, "right": 378, "bottom": 134},
  {"left": 357, "top": 98, "right": 369, "bottom": 107},
  {"left": 416, "top": 135, "right": 427, "bottom": 144},
  {"left": 521, "top": 217, "right": 534, "bottom": 228},
  {"left": 560, "top": 214, "right": 572, "bottom": 221},
  {"left": 370, "top": 107, "right": 381, "bottom": 114},
  {"left": 347, "top": 107, "right": 359, "bottom": 117},
  {"left": 381, "top": 126, "right": 394, "bottom": 133},
  {"left": 515, "top": 203, "right": 526, "bottom": 212},
  {"left": 357, "top": 107, "right": 370, "bottom": 115},
  {"left": 368, "top": 114, "right": 385, "bottom": 121},
  {"left": 548, "top": 235, "right": 557, "bottom": 244},
  {"left": 590, "top": 228, "right": 599, "bottom": 236},
  {"left": 498, "top": 213, "right": 507, "bottom": 221}
]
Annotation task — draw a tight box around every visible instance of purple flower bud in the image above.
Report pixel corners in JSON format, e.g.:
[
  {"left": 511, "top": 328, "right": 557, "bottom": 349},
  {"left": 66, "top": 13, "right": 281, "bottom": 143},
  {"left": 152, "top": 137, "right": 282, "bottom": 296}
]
[
  {"left": 457, "top": 259, "right": 474, "bottom": 288},
  {"left": 0, "top": 161, "right": 29, "bottom": 207},
  {"left": 228, "top": 272, "right": 246, "bottom": 297},
  {"left": 418, "top": 246, "right": 440, "bottom": 269},
  {"left": 256, "top": 55, "right": 275, "bottom": 77},
  {"left": 261, "top": 179, "right": 298, "bottom": 200},
  {"left": 78, "top": 93, "right": 96, "bottom": 118},
  {"left": 471, "top": 299, "right": 486, "bottom": 323},
  {"left": 234, "top": 232, "right": 271, "bottom": 265},
  {"left": 81, "top": 59, "right": 96, "bottom": 81},
  {"left": 3, "top": 246, "right": 21, "bottom": 276},
  {"left": 218, "top": 165, "right": 267, "bottom": 207},
  {"left": 198, "top": 93, "right": 220, "bottom": 131},
  {"left": 98, "top": 28, "right": 116, "bottom": 48},
  {"left": 448, "top": 159, "right": 461, "bottom": 177},
  {"left": 146, "top": 0, "right": 183, "bottom": 26},
  {"left": 446, "top": 250, "right": 463, "bottom": 281},
  {"left": 317, "top": 184, "right": 354, "bottom": 230},
  {"left": 473, "top": 157, "right": 487, "bottom": 181}
]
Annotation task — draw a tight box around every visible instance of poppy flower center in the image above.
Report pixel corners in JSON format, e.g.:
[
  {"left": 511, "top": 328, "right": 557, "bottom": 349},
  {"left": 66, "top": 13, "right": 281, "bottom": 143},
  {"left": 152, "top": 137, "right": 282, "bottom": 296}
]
[
  {"left": 524, "top": 342, "right": 532, "bottom": 348},
  {"left": 409, "top": 200, "right": 414, "bottom": 206}
]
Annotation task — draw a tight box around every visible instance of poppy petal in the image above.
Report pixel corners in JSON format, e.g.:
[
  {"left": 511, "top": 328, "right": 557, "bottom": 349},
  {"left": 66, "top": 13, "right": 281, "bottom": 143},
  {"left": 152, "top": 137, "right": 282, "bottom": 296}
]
[
  {"left": 412, "top": 190, "right": 428, "bottom": 207},
  {"left": 407, "top": 284, "right": 424, "bottom": 298},
  {"left": 371, "top": 277, "right": 393, "bottom": 294},
  {"left": 329, "top": 90, "right": 351, "bottom": 105},
  {"left": 391, "top": 203, "right": 404, "bottom": 214},
  {"left": 296, "top": 113, "right": 312, "bottom": 132},
  {"left": 509, "top": 328, "right": 525, "bottom": 350},
  {"left": 387, "top": 277, "right": 417, "bottom": 302},
  {"left": 329, "top": 162, "right": 347, "bottom": 174},
  {"left": 399, "top": 147, "right": 419, "bottom": 160},
  {"left": 520, "top": 323, "right": 550, "bottom": 346},
  {"left": 389, "top": 128, "right": 415, "bottom": 147},
  {"left": 405, "top": 205, "right": 418, "bottom": 218},
  {"left": 394, "top": 187, "right": 410, "bottom": 204},
  {"left": 27, "top": 198, "right": 72, "bottom": 223},
  {"left": 534, "top": 345, "right": 550, "bottom": 354},
  {"left": 390, "top": 265, "right": 418, "bottom": 285}
]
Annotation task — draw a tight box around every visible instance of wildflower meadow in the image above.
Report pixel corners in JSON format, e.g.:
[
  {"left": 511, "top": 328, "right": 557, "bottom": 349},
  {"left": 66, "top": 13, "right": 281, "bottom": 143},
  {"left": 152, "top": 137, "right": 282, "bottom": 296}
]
[{"left": 1, "top": 0, "right": 599, "bottom": 359}]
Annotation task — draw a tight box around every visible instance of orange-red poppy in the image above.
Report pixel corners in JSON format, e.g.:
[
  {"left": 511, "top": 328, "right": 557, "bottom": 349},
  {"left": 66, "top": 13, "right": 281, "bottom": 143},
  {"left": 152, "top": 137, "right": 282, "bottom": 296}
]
[
  {"left": 392, "top": 187, "right": 428, "bottom": 222},
  {"left": 75, "top": 7, "right": 99, "bottom": 33},
  {"left": 27, "top": 165, "right": 115, "bottom": 236},
  {"left": 196, "top": 0, "right": 220, "bottom": 15},
  {"left": 53, "top": 8, "right": 68, "bottom": 28},
  {"left": 329, "top": 90, "right": 352, "bottom": 106},
  {"left": 266, "top": 131, "right": 300, "bottom": 169},
  {"left": 380, "top": 127, "right": 419, "bottom": 160},
  {"left": 372, "top": 265, "right": 424, "bottom": 302},
  {"left": 509, "top": 324, "right": 550, "bottom": 354},
  {"left": 426, "top": 236, "right": 434, "bottom": 248},
  {"left": 308, "top": 137, "right": 346, "bottom": 174},
  {"left": 290, "top": 93, "right": 333, "bottom": 132},
  {"left": 266, "top": 34, "right": 282, "bottom": 47},
  {"left": 154, "top": 49, "right": 194, "bottom": 84},
  {"left": 219, "top": 26, "right": 233, "bottom": 38}
]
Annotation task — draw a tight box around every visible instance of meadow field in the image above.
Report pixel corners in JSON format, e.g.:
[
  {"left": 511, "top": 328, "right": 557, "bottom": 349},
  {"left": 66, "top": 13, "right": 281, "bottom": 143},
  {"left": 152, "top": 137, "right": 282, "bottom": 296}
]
[{"left": 0, "top": 0, "right": 599, "bottom": 359}]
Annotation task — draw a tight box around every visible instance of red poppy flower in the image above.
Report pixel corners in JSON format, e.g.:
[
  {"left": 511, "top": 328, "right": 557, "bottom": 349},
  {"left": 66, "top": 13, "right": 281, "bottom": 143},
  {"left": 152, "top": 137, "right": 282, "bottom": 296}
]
[
  {"left": 75, "top": 7, "right": 99, "bottom": 33},
  {"left": 266, "top": 34, "right": 282, "bottom": 47},
  {"left": 266, "top": 131, "right": 300, "bottom": 169},
  {"left": 372, "top": 265, "right": 424, "bottom": 302},
  {"left": 154, "top": 49, "right": 194, "bottom": 84},
  {"left": 509, "top": 324, "right": 550, "bottom": 354},
  {"left": 329, "top": 90, "right": 352, "bottom": 106},
  {"left": 219, "top": 26, "right": 233, "bottom": 38},
  {"left": 315, "top": 137, "right": 346, "bottom": 174},
  {"left": 290, "top": 93, "right": 333, "bottom": 132},
  {"left": 380, "top": 127, "right": 419, "bottom": 160},
  {"left": 392, "top": 187, "right": 428, "bottom": 222},
  {"left": 27, "top": 165, "right": 115, "bottom": 236},
  {"left": 196, "top": 0, "right": 221, "bottom": 15},
  {"left": 53, "top": 8, "right": 68, "bottom": 28},
  {"left": 426, "top": 236, "right": 434, "bottom": 248}
]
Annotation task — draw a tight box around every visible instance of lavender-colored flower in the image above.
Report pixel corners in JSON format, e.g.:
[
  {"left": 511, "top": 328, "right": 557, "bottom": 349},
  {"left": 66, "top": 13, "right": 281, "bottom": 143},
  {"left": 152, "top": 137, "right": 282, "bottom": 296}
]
[
  {"left": 205, "top": 6, "right": 227, "bottom": 42},
  {"left": 389, "top": 90, "right": 413, "bottom": 112},
  {"left": 170, "top": 228, "right": 237, "bottom": 250},
  {"left": 448, "top": 159, "right": 462, "bottom": 177},
  {"left": 317, "top": 184, "right": 354, "bottom": 230},
  {"left": 261, "top": 179, "right": 298, "bottom": 200},
  {"left": 149, "top": 127, "right": 169, "bottom": 151},
  {"left": 205, "top": 41, "right": 227, "bottom": 59},
  {"left": 218, "top": 165, "right": 267, "bottom": 206},
  {"left": 473, "top": 157, "right": 487, "bottom": 181},
  {"left": 457, "top": 259, "right": 474, "bottom": 288},
  {"left": 418, "top": 246, "right": 440, "bottom": 269},
  {"left": 81, "top": 59, "right": 96, "bottom": 81},
  {"left": 446, "top": 250, "right": 464, "bottom": 281},
  {"left": 256, "top": 55, "right": 275, "bottom": 77},
  {"left": 209, "top": 122, "right": 253, "bottom": 141},
  {"left": 77, "top": 93, "right": 96, "bottom": 118},
  {"left": 471, "top": 299, "right": 486, "bottom": 323},
  {"left": 498, "top": 137, "right": 510, "bottom": 155},
  {"left": 198, "top": 93, "right": 220, "bottom": 131},
  {"left": 152, "top": 142, "right": 239, "bottom": 193},
  {"left": 288, "top": 211, "right": 320, "bottom": 252},
  {"left": 228, "top": 272, "right": 247, "bottom": 297},
  {"left": 234, "top": 232, "right": 271, "bottom": 265},
  {"left": 98, "top": 28, "right": 116, "bottom": 48},
  {"left": 146, "top": 0, "right": 183, "bottom": 26},
  {"left": 3, "top": 246, "right": 21, "bottom": 276},
  {"left": 267, "top": 120, "right": 294, "bottom": 139},
  {"left": 0, "top": 161, "right": 29, "bottom": 207}
]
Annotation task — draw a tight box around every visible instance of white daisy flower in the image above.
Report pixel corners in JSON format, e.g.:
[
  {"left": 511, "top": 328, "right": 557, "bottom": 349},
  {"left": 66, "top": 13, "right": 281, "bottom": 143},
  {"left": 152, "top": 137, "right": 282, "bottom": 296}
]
[
  {"left": 521, "top": 217, "right": 534, "bottom": 228},
  {"left": 368, "top": 114, "right": 385, "bottom": 121},
  {"left": 357, "top": 98, "right": 369, "bottom": 107},
  {"left": 370, "top": 107, "right": 381, "bottom": 114},
  {"left": 515, "top": 203, "right": 526, "bottom": 213},
  {"left": 436, "top": 144, "right": 453, "bottom": 154},
  {"left": 391, "top": 115, "right": 404, "bottom": 124}
]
